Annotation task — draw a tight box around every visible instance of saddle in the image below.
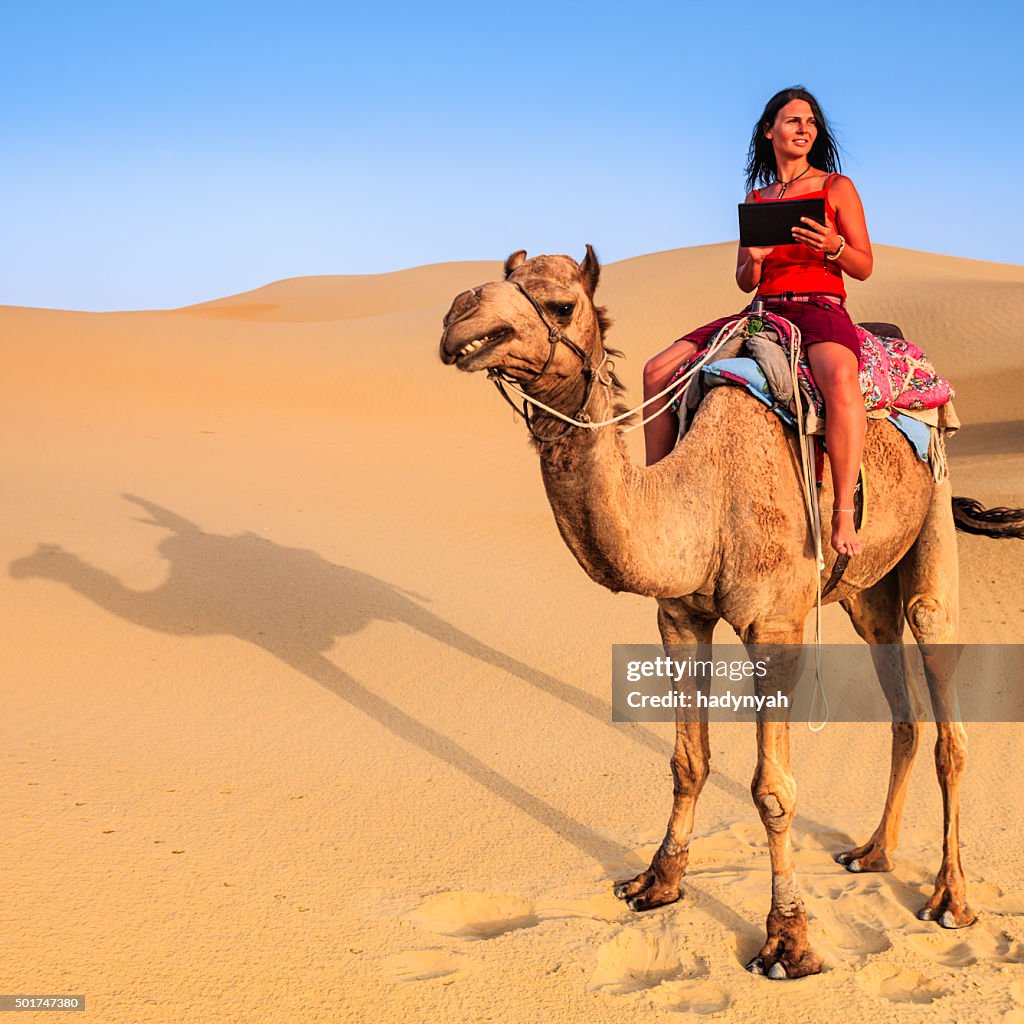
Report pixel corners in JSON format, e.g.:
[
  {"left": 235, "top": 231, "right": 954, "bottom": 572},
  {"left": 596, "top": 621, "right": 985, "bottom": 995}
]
[
  {"left": 681, "top": 319, "right": 901, "bottom": 429},
  {"left": 678, "top": 316, "right": 951, "bottom": 459},
  {"left": 679, "top": 318, "right": 925, "bottom": 598}
]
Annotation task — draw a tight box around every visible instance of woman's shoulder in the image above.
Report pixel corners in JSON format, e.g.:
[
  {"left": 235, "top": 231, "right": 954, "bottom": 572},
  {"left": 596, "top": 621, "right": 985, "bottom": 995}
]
[
  {"left": 825, "top": 174, "right": 863, "bottom": 210},
  {"left": 826, "top": 173, "right": 859, "bottom": 194}
]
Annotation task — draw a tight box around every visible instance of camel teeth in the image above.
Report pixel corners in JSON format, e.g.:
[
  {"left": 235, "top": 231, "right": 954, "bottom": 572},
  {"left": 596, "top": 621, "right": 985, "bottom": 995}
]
[{"left": 458, "top": 336, "right": 490, "bottom": 357}]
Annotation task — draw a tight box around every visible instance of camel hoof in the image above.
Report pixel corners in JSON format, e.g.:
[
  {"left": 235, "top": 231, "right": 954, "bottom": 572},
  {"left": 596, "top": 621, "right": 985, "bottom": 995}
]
[
  {"left": 835, "top": 845, "right": 893, "bottom": 873},
  {"left": 615, "top": 868, "right": 681, "bottom": 913},
  {"left": 938, "top": 908, "right": 976, "bottom": 929},
  {"left": 768, "top": 962, "right": 788, "bottom": 980},
  {"left": 746, "top": 958, "right": 765, "bottom": 976},
  {"left": 625, "top": 889, "right": 680, "bottom": 913},
  {"left": 613, "top": 872, "right": 651, "bottom": 901},
  {"left": 918, "top": 880, "right": 976, "bottom": 929}
]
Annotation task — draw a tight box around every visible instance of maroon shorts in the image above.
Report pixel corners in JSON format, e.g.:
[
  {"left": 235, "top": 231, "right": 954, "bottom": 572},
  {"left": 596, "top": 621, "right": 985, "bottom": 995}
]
[{"left": 678, "top": 294, "right": 862, "bottom": 365}]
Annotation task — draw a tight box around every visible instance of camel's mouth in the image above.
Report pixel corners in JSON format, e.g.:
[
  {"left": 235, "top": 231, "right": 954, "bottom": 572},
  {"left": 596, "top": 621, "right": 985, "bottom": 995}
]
[{"left": 442, "top": 326, "right": 514, "bottom": 368}]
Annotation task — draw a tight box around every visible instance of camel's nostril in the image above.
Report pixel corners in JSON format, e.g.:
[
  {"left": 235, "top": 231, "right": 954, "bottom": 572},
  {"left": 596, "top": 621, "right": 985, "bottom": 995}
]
[{"left": 444, "top": 289, "right": 480, "bottom": 327}]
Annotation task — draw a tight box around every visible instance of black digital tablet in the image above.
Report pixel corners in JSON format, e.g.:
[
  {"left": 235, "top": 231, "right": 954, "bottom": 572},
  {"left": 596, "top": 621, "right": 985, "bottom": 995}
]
[{"left": 738, "top": 197, "right": 826, "bottom": 248}]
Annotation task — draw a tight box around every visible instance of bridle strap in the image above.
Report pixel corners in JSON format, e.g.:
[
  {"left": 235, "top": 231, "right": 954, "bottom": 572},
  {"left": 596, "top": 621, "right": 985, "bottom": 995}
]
[
  {"left": 487, "top": 280, "right": 598, "bottom": 442},
  {"left": 509, "top": 281, "right": 591, "bottom": 377}
]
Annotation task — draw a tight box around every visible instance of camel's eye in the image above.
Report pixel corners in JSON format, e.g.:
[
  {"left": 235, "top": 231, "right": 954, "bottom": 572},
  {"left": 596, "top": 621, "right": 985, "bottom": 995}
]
[{"left": 550, "top": 301, "right": 575, "bottom": 319}]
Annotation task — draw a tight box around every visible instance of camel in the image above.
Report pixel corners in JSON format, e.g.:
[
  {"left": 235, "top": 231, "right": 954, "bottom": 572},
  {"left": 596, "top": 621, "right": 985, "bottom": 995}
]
[{"left": 438, "top": 246, "right": 1024, "bottom": 980}]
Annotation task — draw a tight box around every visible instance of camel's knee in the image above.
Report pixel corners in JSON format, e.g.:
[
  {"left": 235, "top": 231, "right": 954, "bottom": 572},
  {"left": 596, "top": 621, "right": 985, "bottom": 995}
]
[
  {"left": 751, "top": 770, "right": 796, "bottom": 832},
  {"left": 934, "top": 724, "right": 968, "bottom": 777},
  {"left": 893, "top": 720, "right": 920, "bottom": 755},
  {"left": 670, "top": 747, "right": 710, "bottom": 796},
  {"left": 905, "top": 594, "right": 956, "bottom": 643}
]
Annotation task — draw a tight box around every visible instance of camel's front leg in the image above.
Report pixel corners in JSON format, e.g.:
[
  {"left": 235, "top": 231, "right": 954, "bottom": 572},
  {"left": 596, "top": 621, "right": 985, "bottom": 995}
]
[
  {"left": 745, "top": 639, "right": 821, "bottom": 979},
  {"left": 614, "top": 604, "right": 714, "bottom": 911},
  {"left": 746, "top": 717, "right": 821, "bottom": 979}
]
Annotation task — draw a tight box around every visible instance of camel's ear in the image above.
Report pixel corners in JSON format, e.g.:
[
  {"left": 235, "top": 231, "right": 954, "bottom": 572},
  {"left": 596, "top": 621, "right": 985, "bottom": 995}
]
[
  {"left": 579, "top": 244, "right": 600, "bottom": 297},
  {"left": 504, "top": 250, "right": 527, "bottom": 278}
]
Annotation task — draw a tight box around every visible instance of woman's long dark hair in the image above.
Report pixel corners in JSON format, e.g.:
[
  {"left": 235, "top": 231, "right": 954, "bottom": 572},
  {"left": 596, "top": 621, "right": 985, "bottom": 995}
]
[{"left": 744, "top": 86, "right": 842, "bottom": 192}]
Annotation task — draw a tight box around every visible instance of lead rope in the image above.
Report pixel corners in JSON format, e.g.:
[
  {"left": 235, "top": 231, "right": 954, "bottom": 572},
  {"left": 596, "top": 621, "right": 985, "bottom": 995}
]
[
  {"left": 781, "top": 314, "right": 829, "bottom": 731},
  {"left": 499, "top": 309, "right": 831, "bottom": 728},
  {"left": 491, "top": 315, "right": 753, "bottom": 433}
]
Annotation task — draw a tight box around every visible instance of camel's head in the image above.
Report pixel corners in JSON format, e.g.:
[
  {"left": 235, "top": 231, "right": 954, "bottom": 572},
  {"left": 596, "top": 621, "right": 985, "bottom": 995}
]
[{"left": 438, "top": 246, "right": 611, "bottom": 385}]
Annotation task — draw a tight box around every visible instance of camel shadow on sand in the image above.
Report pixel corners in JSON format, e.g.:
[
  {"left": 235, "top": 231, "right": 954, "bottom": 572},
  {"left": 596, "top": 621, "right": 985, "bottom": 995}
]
[{"left": 9, "top": 493, "right": 842, "bottom": 957}]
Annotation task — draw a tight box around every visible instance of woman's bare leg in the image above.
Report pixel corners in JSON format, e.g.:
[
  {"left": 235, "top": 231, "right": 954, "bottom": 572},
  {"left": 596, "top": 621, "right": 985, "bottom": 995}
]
[
  {"left": 643, "top": 340, "right": 698, "bottom": 467},
  {"left": 805, "top": 341, "right": 865, "bottom": 556}
]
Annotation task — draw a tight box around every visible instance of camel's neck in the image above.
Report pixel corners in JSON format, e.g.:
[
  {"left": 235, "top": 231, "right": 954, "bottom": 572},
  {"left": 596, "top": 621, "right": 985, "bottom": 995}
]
[{"left": 531, "top": 375, "right": 715, "bottom": 598}]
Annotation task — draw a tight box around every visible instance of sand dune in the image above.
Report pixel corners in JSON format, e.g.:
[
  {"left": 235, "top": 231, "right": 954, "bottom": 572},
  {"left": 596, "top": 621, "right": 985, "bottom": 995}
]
[{"left": 2, "top": 244, "right": 1022, "bottom": 1022}]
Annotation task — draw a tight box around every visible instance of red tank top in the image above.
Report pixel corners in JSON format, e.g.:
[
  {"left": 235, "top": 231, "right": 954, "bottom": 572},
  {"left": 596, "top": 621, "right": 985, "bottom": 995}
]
[{"left": 752, "top": 173, "right": 845, "bottom": 297}]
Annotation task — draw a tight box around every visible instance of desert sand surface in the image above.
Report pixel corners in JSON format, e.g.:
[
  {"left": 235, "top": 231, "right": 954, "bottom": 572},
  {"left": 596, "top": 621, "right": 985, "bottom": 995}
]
[{"left": 2, "top": 242, "right": 1023, "bottom": 1023}]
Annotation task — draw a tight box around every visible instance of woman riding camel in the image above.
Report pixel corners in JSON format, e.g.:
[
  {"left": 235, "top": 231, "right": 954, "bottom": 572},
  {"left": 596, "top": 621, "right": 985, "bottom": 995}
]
[{"left": 643, "top": 86, "right": 872, "bottom": 556}]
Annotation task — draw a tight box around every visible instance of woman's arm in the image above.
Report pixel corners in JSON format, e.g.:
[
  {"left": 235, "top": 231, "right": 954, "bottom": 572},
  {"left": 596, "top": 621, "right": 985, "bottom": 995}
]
[
  {"left": 791, "top": 175, "right": 874, "bottom": 281},
  {"left": 735, "top": 190, "right": 774, "bottom": 292}
]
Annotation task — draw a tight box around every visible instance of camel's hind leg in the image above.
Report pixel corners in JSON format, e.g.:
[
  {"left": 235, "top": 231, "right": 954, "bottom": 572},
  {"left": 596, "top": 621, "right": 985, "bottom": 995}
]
[
  {"left": 614, "top": 602, "right": 715, "bottom": 911},
  {"left": 898, "top": 477, "right": 976, "bottom": 929},
  {"left": 836, "top": 570, "right": 921, "bottom": 872}
]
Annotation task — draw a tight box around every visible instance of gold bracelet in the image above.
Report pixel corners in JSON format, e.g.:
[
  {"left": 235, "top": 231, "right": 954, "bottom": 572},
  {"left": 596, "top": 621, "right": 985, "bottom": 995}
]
[{"left": 825, "top": 236, "right": 846, "bottom": 261}]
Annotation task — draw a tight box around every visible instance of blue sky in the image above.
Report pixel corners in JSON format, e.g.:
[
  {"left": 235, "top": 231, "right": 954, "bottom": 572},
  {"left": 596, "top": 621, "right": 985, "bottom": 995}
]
[{"left": 3, "top": 0, "right": 1021, "bottom": 310}]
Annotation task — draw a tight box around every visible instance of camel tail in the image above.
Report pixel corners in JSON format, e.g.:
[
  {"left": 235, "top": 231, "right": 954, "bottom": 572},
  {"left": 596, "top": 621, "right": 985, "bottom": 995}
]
[{"left": 952, "top": 496, "right": 1024, "bottom": 538}]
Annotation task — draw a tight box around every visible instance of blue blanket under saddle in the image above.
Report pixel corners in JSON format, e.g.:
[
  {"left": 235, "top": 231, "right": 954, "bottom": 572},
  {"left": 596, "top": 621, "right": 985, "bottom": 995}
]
[{"left": 703, "top": 357, "right": 931, "bottom": 462}]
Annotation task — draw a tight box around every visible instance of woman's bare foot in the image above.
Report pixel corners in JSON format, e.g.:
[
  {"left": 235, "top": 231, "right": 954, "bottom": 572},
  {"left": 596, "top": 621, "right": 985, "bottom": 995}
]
[{"left": 831, "top": 509, "right": 861, "bottom": 556}]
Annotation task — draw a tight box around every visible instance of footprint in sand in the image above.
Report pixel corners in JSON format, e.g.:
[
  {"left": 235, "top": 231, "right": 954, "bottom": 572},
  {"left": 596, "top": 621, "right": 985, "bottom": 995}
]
[
  {"left": 405, "top": 892, "right": 538, "bottom": 940},
  {"left": 971, "top": 881, "right": 1024, "bottom": 915},
  {"left": 803, "top": 830, "right": 857, "bottom": 853},
  {"left": 812, "top": 904, "right": 893, "bottom": 966},
  {"left": 381, "top": 949, "right": 461, "bottom": 982},
  {"left": 648, "top": 980, "right": 732, "bottom": 1014},
  {"left": 805, "top": 877, "right": 930, "bottom": 968},
  {"left": 906, "top": 923, "right": 1024, "bottom": 968},
  {"left": 858, "top": 963, "right": 951, "bottom": 1004},
  {"left": 727, "top": 822, "right": 768, "bottom": 850},
  {"left": 588, "top": 922, "right": 708, "bottom": 995},
  {"left": 534, "top": 892, "right": 624, "bottom": 923},
  {"left": 689, "top": 828, "right": 759, "bottom": 875}
]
